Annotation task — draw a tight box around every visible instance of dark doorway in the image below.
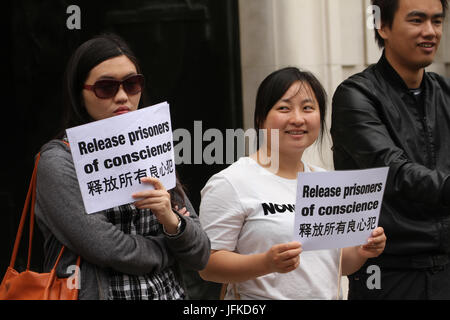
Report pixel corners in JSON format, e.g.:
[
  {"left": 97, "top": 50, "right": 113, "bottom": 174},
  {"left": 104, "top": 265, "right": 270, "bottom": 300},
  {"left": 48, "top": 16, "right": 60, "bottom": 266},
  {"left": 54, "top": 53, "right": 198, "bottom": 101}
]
[{"left": 2, "top": 0, "right": 242, "bottom": 299}]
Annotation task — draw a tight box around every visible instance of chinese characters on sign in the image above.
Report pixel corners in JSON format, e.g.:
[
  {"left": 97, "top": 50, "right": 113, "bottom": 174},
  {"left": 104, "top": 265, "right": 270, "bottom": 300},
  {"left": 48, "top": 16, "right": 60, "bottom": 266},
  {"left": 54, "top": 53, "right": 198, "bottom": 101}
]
[
  {"left": 298, "top": 216, "right": 377, "bottom": 238},
  {"left": 86, "top": 160, "right": 174, "bottom": 196}
]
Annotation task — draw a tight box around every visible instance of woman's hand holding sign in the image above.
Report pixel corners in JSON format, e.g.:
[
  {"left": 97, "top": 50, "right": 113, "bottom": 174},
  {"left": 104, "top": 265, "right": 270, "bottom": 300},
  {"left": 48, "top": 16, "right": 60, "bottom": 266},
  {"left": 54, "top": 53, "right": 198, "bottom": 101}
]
[
  {"left": 265, "top": 242, "right": 303, "bottom": 274},
  {"left": 133, "top": 177, "right": 180, "bottom": 235},
  {"left": 342, "top": 226, "right": 387, "bottom": 275},
  {"left": 199, "top": 242, "right": 303, "bottom": 284},
  {"left": 357, "top": 227, "right": 386, "bottom": 258}
]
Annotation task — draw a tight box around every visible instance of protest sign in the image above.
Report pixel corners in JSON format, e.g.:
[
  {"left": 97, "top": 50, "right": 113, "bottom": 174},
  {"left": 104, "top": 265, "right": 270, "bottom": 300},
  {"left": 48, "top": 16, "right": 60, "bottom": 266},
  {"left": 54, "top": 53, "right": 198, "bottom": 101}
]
[
  {"left": 66, "top": 102, "right": 175, "bottom": 214},
  {"left": 293, "top": 167, "right": 389, "bottom": 251}
]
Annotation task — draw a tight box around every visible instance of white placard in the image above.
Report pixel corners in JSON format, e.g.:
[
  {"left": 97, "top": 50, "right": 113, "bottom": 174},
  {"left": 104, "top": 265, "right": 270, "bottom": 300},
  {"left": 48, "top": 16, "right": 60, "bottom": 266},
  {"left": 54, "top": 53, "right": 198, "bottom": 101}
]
[
  {"left": 293, "top": 167, "right": 389, "bottom": 251},
  {"left": 66, "top": 102, "right": 175, "bottom": 214}
]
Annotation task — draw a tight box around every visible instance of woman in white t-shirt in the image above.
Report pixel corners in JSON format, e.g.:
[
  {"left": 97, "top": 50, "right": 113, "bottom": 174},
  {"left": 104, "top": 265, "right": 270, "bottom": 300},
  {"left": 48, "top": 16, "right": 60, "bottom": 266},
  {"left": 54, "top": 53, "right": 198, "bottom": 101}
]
[{"left": 198, "top": 67, "right": 387, "bottom": 300}]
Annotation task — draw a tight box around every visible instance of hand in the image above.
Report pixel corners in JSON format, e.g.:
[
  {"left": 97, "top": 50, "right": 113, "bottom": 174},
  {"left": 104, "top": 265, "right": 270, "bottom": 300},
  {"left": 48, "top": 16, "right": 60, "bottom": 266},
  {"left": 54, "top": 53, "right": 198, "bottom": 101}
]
[
  {"left": 174, "top": 205, "right": 190, "bottom": 217},
  {"left": 264, "top": 242, "right": 302, "bottom": 274},
  {"left": 357, "top": 227, "right": 386, "bottom": 259},
  {"left": 132, "top": 177, "right": 179, "bottom": 234}
]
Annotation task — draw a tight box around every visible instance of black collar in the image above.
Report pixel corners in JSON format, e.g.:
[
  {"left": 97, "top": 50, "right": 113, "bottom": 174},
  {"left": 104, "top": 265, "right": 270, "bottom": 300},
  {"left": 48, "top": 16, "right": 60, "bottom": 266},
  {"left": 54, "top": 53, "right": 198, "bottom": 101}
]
[{"left": 376, "top": 50, "right": 426, "bottom": 93}]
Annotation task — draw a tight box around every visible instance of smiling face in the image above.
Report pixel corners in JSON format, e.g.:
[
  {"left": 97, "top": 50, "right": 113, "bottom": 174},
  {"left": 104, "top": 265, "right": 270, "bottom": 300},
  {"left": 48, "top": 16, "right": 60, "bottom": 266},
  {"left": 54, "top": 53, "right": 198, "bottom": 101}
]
[
  {"left": 379, "top": 0, "right": 444, "bottom": 71},
  {"left": 82, "top": 55, "right": 141, "bottom": 121},
  {"left": 261, "top": 81, "right": 321, "bottom": 158}
]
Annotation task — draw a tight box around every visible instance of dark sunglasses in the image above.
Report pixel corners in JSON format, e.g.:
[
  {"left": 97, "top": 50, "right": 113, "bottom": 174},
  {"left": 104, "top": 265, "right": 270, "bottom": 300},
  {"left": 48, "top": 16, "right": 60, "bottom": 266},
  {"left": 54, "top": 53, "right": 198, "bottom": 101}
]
[{"left": 83, "top": 74, "right": 145, "bottom": 99}]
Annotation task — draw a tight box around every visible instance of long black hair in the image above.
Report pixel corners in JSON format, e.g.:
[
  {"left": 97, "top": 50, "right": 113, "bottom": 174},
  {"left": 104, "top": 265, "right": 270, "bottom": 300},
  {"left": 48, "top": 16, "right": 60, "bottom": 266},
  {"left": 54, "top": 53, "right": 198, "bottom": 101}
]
[
  {"left": 58, "top": 33, "right": 148, "bottom": 135},
  {"left": 58, "top": 33, "right": 186, "bottom": 207}
]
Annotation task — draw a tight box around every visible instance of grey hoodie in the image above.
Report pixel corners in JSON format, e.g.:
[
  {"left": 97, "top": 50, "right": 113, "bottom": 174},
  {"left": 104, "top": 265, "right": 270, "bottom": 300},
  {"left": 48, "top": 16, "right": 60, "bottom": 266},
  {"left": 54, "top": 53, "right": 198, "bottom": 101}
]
[{"left": 34, "top": 140, "right": 210, "bottom": 299}]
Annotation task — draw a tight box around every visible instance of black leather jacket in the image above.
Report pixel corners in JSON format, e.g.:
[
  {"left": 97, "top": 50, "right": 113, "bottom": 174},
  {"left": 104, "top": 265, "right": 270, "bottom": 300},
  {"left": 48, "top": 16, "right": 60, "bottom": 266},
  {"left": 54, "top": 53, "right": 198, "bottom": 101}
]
[{"left": 331, "top": 52, "right": 450, "bottom": 258}]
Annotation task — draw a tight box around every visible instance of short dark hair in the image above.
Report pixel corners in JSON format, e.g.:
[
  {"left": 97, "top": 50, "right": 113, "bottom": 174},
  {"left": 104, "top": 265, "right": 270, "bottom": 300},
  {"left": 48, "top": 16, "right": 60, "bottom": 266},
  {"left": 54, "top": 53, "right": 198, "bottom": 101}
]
[
  {"left": 372, "top": 0, "right": 448, "bottom": 48},
  {"left": 60, "top": 33, "right": 146, "bottom": 132},
  {"left": 254, "top": 67, "right": 327, "bottom": 148}
]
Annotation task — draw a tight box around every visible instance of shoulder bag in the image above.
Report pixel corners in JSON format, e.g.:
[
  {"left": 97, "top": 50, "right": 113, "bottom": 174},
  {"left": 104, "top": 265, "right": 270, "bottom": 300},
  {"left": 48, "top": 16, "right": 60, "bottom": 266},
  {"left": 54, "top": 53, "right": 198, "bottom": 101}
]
[{"left": 0, "top": 153, "right": 80, "bottom": 300}]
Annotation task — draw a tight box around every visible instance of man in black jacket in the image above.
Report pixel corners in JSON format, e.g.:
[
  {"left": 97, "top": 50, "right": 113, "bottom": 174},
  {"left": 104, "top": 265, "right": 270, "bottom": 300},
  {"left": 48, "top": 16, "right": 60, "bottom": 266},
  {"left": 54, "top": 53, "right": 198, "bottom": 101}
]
[{"left": 331, "top": 0, "right": 450, "bottom": 299}]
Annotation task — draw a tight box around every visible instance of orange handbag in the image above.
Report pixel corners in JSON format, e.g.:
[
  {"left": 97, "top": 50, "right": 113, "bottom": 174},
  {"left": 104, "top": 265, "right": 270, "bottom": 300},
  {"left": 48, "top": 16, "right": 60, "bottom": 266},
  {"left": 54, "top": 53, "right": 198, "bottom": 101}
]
[{"left": 0, "top": 153, "right": 80, "bottom": 300}]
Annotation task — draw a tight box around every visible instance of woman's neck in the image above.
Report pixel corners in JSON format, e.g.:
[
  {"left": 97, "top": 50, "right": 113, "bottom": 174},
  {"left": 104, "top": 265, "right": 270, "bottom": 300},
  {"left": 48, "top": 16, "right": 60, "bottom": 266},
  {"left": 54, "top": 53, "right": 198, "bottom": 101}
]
[{"left": 252, "top": 148, "right": 304, "bottom": 179}]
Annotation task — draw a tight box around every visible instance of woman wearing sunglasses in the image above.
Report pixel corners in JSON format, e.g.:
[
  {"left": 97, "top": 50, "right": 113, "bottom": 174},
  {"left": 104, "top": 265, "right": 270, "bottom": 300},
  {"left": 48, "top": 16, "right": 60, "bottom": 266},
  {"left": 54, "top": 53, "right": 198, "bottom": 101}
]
[
  {"left": 198, "top": 67, "right": 386, "bottom": 299},
  {"left": 34, "top": 33, "right": 210, "bottom": 300}
]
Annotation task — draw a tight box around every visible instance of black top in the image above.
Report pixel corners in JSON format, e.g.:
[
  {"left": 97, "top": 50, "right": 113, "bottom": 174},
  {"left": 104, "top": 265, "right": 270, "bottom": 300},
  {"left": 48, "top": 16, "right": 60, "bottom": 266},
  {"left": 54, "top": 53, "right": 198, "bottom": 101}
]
[{"left": 331, "top": 51, "right": 450, "bottom": 259}]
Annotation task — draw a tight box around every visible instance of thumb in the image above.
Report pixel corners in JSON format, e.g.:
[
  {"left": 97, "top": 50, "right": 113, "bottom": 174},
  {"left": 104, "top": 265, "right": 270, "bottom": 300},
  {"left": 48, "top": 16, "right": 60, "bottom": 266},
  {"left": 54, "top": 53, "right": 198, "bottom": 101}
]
[{"left": 141, "top": 177, "right": 165, "bottom": 190}]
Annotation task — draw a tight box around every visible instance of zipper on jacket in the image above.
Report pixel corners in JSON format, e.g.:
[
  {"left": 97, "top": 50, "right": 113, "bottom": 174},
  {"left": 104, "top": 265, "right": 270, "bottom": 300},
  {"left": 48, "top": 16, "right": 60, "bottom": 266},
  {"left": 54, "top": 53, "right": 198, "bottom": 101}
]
[{"left": 414, "top": 93, "right": 435, "bottom": 168}]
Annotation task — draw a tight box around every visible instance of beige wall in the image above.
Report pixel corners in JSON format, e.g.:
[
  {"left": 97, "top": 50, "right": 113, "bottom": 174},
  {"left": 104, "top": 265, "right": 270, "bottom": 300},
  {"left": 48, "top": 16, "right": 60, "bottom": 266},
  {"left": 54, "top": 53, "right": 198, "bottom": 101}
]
[{"left": 239, "top": 0, "right": 450, "bottom": 170}]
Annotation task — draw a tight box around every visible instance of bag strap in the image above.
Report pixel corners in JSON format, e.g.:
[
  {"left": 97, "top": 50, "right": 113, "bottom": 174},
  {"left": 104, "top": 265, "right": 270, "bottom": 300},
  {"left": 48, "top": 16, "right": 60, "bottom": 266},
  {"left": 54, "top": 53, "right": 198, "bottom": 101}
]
[
  {"left": 336, "top": 248, "right": 343, "bottom": 300},
  {"left": 219, "top": 283, "right": 240, "bottom": 300},
  {"left": 27, "top": 153, "right": 40, "bottom": 269},
  {"left": 58, "top": 139, "right": 82, "bottom": 271},
  {"left": 219, "top": 283, "right": 227, "bottom": 300},
  {"left": 9, "top": 142, "right": 81, "bottom": 272},
  {"left": 9, "top": 153, "right": 40, "bottom": 269},
  {"left": 50, "top": 245, "right": 80, "bottom": 271}
]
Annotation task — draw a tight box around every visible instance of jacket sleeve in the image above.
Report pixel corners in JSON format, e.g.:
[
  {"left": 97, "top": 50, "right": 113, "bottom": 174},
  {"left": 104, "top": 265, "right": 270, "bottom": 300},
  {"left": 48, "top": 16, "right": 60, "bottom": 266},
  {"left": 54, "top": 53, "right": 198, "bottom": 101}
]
[
  {"left": 331, "top": 81, "right": 450, "bottom": 208},
  {"left": 163, "top": 193, "right": 211, "bottom": 271},
  {"left": 36, "top": 144, "right": 175, "bottom": 276}
]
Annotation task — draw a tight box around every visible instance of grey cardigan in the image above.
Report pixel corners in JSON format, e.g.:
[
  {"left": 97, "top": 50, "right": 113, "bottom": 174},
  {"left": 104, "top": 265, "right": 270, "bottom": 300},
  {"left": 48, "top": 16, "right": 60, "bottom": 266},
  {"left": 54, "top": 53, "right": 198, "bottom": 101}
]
[{"left": 34, "top": 140, "right": 210, "bottom": 299}]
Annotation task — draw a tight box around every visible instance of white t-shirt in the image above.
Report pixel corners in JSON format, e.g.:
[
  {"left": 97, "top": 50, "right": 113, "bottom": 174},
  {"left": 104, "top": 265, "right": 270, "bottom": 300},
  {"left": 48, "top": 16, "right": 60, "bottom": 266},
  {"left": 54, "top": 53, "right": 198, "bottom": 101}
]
[{"left": 200, "top": 157, "right": 341, "bottom": 300}]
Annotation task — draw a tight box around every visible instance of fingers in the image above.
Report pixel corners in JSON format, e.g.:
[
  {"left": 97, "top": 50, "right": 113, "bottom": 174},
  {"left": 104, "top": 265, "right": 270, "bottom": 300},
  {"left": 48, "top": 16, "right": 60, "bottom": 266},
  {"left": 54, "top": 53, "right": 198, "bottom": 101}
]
[
  {"left": 132, "top": 177, "right": 170, "bottom": 210},
  {"left": 359, "top": 227, "right": 387, "bottom": 258},
  {"left": 132, "top": 190, "right": 170, "bottom": 211},
  {"left": 371, "top": 227, "right": 384, "bottom": 238},
  {"left": 175, "top": 205, "right": 190, "bottom": 217},
  {"left": 132, "top": 188, "right": 171, "bottom": 213},
  {"left": 277, "top": 241, "right": 302, "bottom": 251},
  {"left": 277, "top": 251, "right": 301, "bottom": 272},
  {"left": 267, "top": 242, "right": 303, "bottom": 273},
  {"left": 276, "top": 242, "right": 303, "bottom": 260},
  {"left": 278, "top": 255, "right": 300, "bottom": 273},
  {"left": 140, "top": 176, "right": 165, "bottom": 190},
  {"left": 133, "top": 180, "right": 191, "bottom": 219},
  {"left": 132, "top": 188, "right": 167, "bottom": 200},
  {"left": 134, "top": 195, "right": 169, "bottom": 209},
  {"left": 366, "top": 227, "right": 386, "bottom": 247}
]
